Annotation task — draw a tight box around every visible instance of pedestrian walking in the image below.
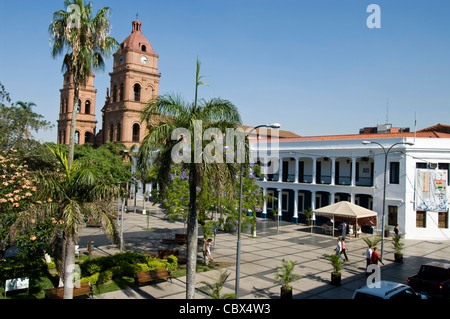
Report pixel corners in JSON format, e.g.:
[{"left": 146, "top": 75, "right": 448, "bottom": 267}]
[
  {"left": 342, "top": 221, "right": 347, "bottom": 240},
  {"left": 341, "top": 238, "right": 349, "bottom": 261},
  {"left": 366, "top": 245, "right": 373, "bottom": 268},
  {"left": 394, "top": 224, "right": 400, "bottom": 236},
  {"left": 335, "top": 238, "right": 345, "bottom": 260},
  {"left": 370, "top": 247, "right": 384, "bottom": 265},
  {"left": 203, "top": 238, "right": 214, "bottom": 264},
  {"left": 365, "top": 244, "right": 373, "bottom": 275}
]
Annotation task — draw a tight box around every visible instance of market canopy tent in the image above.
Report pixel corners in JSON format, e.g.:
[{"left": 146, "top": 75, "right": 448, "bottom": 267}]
[{"left": 313, "top": 201, "right": 378, "bottom": 237}]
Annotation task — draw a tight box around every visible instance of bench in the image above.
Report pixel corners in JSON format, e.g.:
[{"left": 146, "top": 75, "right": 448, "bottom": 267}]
[
  {"left": 134, "top": 268, "right": 172, "bottom": 287},
  {"left": 44, "top": 282, "right": 94, "bottom": 299}
]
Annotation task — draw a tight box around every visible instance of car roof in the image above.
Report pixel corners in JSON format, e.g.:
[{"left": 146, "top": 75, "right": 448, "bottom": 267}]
[
  {"left": 422, "top": 262, "right": 450, "bottom": 270},
  {"left": 353, "top": 281, "right": 409, "bottom": 298}
]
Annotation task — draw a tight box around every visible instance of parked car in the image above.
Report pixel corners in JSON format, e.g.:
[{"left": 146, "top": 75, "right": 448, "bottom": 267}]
[
  {"left": 408, "top": 262, "right": 450, "bottom": 298},
  {"left": 352, "top": 281, "right": 427, "bottom": 299}
]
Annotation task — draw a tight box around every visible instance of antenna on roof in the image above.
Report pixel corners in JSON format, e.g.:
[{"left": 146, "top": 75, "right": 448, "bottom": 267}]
[
  {"left": 414, "top": 112, "right": 417, "bottom": 144},
  {"left": 386, "top": 98, "right": 389, "bottom": 124}
]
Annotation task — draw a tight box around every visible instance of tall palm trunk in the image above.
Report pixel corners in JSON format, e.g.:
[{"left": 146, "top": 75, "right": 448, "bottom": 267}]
[
  {"left": 63, "top": 84, "right": 79, "bottom": 295},
  {"left": 67, "top": 86, "right": 79, "bottom": 168},
  {"left": 63, "top": 233, "right": 76, "bottom": 299},
  {"left": 186, "top": 163, "right": 202, "bottom": 299}
]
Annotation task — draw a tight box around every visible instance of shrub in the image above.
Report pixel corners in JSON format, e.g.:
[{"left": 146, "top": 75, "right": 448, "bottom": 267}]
[
  {"left": 147, "top": 258, "right": 167, "bottom": 270},
  {"left": 135, "top": 263, "right": 150, "bottom": 272},
  {"left": 166, "top": 255, "right": 178, "bottom": 271},
  {"left": 117, "top": 261, "right": 135, "bottom": 276},
  {"left": 0, "top": 257, "right": 47, "bottom": 282},
  {"left": 98, "top": 270, "right": 113, "bottom": 285},
  {"left": 81, "top": 260, "right": 102, "bottom": 276},
  {"left": 81, "top": 272, "right": 99, "bottom": 286},
  {"left": 76, "top": 252, "right": 179, "bottom": 287},
  {"left": 111, "top": 251, "right": 148, "bottom": 265},
  {"left": 109, "top": 266, "right": 122, "bottom": 277}
]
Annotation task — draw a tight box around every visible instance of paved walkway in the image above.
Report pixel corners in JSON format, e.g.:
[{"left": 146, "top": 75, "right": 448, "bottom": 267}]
[{"left": 78, "top": 201, "right": 450, "bottom": 299}]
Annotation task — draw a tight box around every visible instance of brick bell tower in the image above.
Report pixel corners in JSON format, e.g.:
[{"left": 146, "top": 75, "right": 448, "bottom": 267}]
[
  {"left": 57, "top": 72, "right": 97, "bottom": 146},
  {"left": 101, "top": 19, "right": 161, "bottom": 148}
]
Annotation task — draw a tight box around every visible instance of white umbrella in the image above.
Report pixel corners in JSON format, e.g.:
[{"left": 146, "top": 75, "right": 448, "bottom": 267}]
[{"left": 313, "top": 201, "right": 378, "bottom": 237}]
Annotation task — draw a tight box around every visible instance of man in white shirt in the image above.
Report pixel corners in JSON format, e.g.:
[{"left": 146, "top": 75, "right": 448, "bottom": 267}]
[
  {"left": 336, "top": 238, "right": 345, "bottom": 260},
  {"left": 366, "top": 245, "right": 373, "bottom": 273}
]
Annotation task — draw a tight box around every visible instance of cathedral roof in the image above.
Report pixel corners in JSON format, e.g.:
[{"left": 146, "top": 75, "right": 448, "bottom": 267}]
[{"left": 121, "top": 20, "right": 156, "bottom": 54}]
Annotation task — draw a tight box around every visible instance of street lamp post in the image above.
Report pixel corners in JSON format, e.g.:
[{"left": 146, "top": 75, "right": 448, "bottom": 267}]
[
  {"left": 120, "top": 190, "right": 125, "bottom": 252},
  {"left": 235, "top": 123, "right": 280, "bottom": 299},
  {"left": 362, "top": 140, "right": 414, "bottom": 261},
  {"left": 117, "top": 182, "right": 121, "bottom": 225}
]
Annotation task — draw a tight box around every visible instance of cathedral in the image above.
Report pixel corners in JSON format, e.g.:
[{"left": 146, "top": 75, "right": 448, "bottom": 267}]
[{"left": 57, "top": 19, "right": 160, "bottom": 148}]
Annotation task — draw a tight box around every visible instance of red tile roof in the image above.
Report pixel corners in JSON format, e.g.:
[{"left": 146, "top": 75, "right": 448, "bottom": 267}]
[
  {"left": 253, "top": 129, "right": 450, "bottom": 143},
  {"left": 418, "top": 123, "right": 450, "bottom": 134}
]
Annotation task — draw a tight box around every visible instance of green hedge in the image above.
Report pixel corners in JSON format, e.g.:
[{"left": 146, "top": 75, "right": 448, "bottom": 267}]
[
  {"left": 79, "top": 252, "right": 178, "bottom": 286},
  {"left": 1, "top": 251, "right": 178, "bottom": 291}
]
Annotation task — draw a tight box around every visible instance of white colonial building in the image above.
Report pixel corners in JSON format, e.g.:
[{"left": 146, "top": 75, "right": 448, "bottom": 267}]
[{"left": 254, "top": 124, "right": 450, "bottom": 241}]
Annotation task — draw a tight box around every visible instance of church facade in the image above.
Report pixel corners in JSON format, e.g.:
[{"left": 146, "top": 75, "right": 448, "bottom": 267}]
[{"left": 57, "top": 19, "right": 160, "bottom": 149}]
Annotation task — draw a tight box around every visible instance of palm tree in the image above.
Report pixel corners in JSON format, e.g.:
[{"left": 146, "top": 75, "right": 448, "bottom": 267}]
[
  {"left": 363, "top": 235, "right": 382, "bottom": 248},
  {"left": 200, "top": 271, "right": 235, "bottom": 299},
  {"left": 49, "top": 0, "right": 118, "bottom": 168},
  {"left": 138, "top": 59, "right": 242, "bottom": 299},
  {"left": 36, "top": 145, "right": 119, "bottom": 299}
]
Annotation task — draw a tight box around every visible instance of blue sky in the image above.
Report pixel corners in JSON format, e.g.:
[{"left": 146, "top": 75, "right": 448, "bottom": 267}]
[{"left": 1, "top": 0, "right": 450, "bottom": 143}]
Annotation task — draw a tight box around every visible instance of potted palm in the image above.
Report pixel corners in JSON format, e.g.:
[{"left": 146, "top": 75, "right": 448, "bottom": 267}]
[
  {"left": 271, "top": 207, "right": 278, "bottom": 221},
  {"left": 363, "top": 235, "right": 382, "bottom": 248},
  {"left": 303, "top": 208, "right": 312, "bottom": 226},
  {"left": 392, "top": 234, "right": 404, "bottom": 263},
  {"left": 274, "top": 259, "right": 301, "bottom": 299},
  {"left": 324, "top": 254, "right": 344, "bottom": 286}
]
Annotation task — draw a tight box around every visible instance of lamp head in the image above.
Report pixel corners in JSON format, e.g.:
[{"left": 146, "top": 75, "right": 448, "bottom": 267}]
[
  {"left": 268, "top": 123, "right": 281, "bottom": 129},
  {"left": 362, "top": 141, "right": 372, "bottom": 145}
]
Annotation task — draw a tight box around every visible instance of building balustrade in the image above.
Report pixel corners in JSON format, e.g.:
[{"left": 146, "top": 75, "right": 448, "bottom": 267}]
[{"left": 257, "top": 156, "right": 374, "bottom": 188}]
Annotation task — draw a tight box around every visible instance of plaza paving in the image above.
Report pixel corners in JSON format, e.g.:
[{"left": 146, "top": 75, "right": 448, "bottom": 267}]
[{"left": 78, "top": 201, "right": 450, "bottom": 299}]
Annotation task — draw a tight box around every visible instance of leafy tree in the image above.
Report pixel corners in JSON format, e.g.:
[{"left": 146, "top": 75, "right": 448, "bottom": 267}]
[
  {"left": 0, "top": 83, "right": 52, "bottom": 152},
  {"left": 157, "top": 163, "right": 265, "bottom": 239},
  {"left": 49, "top": 0, "right": 118, "bottom": 168},
  {"left": 73, "top": 142, "right": 132, "bottom": 185},
  {"left": 138, "top": 60, "right": 242, "bottom": 299},
  {"left": 0, "top": 82, "right": 11, "bottom": 107}
]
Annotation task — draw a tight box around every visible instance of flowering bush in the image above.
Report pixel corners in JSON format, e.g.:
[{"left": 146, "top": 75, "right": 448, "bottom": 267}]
[{"left": 0, "top": 149, "right": 61, "bottom": 258}]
